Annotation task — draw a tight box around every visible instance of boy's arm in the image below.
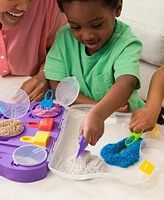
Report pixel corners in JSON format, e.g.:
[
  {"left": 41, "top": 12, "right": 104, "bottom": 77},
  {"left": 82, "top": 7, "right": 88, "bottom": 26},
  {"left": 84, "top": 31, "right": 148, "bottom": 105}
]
[
  {"left": 88, "top": 74, "right": 137, "bottom": 121},
  {"left": 130, "top": 66, "right": 164, "bottom": 132},
  {"left": 73, "top": 94, "right": 97, "bottom": 105},
  {"left": 49, "top": 80, "right": 97, "bottom": 105},
  {"left": 79, "top": 74, "right": 137, "bottom": 145}
]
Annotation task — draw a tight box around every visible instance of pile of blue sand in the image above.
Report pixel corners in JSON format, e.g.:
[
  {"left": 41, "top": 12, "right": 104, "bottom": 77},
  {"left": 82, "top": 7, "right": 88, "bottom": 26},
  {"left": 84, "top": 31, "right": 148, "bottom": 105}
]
[{"left": 100, "top": 137, "right": 143, "bottom": 168}]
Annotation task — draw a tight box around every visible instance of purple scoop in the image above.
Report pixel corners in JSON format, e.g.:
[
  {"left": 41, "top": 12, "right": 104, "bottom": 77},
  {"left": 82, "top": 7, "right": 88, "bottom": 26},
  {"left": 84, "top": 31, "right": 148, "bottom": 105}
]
[{"left": 76, "top": 134, "right": 88, "bottom": 159}]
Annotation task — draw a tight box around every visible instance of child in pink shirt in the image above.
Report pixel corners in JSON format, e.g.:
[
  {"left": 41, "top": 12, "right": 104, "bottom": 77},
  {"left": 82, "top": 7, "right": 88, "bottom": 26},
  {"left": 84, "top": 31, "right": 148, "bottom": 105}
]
[{"left": 0, "top": 0, "right": 67, "bottom": 101}]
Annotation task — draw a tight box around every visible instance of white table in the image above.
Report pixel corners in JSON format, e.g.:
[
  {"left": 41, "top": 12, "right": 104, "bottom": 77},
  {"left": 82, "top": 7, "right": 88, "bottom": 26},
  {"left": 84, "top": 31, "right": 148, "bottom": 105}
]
[{"left": 0, "top": 76, "right": 164, "bottom": 200}]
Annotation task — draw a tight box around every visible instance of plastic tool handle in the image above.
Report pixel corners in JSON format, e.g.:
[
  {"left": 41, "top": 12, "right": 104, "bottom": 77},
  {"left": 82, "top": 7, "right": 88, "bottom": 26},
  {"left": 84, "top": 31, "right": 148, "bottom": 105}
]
[
  {"left": 26, "top": 122, "right": 39, "bottom": 128},
  {"left": 38, "top": 89, "right": 54, "bottom": 110},
  {"left": 79, "top": 134, "right": 85, "bottom": 144},
  {"left": 20, "top": 136, "right": 34, "bottom": 143},
  {"left": 125, "top": 130, "right": 144, "bottom": 147},
  {"left": 76, "top": 134, "right": 88, "bottom": 159}
]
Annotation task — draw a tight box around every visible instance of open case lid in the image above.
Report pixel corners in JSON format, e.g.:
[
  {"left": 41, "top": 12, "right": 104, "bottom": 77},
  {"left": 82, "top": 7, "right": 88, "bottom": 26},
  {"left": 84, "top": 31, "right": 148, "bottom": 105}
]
[
  {"left": 0, "top": 87, "right": 30, "bottom": 119},
  {"left": 56, "top": 77, "right": 79, "bottom": 107}
]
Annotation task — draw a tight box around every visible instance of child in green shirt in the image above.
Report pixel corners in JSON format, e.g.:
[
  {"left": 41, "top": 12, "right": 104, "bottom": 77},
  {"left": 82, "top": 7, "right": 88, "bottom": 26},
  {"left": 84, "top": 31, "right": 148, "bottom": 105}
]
[{"left": 45, "top": 0, "right": 144, "bottom": 145}]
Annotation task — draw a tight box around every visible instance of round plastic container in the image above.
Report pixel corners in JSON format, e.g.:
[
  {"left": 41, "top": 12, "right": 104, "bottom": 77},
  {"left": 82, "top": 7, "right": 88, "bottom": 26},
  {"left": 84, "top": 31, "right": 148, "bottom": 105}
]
[
  {"left": 12, "top": 144, "right": 48, "bottom": 167},
  {"left": 56, "top": 76, "right": 79, "bottom": 106},
  {"left": 0, "top": 87, "right": 30, "bottom": 119},
  {"left": 32, "top": 103, "right": 62, "bottom": 118},
  {"left": 0, "top": 119, "right": 24, "bottom": 139},
  {"left": 140, "top": 138, "right": 164, "bottom": 165}
]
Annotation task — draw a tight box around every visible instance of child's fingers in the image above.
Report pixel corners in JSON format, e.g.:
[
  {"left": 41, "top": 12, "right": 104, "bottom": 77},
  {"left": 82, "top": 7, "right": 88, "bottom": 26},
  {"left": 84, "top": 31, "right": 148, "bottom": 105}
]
[
  {"left": 78, "top": 129, "right": 84, "bottom": 140},
  {"left": 90, "top": 133, "right": 97, "bottom": 146},
  {"left": 83, "top": 127, "right": 98, "bottom": 146},
  {"left": 83, "top": 128, "right": 92, "bottom": 144},
  {"left": 132, "top": 125, "right": 144, "bottom": 133},
  {"left": 129, "top": 123, "right": 137, "bottom": 132},
  {"left": 129, "top": 115, "right": 143, "bottom": 130},
  {"left": 130, "top": 121, "right": 153, "bottom": 133},
  {"left": 129, "top": 119, "right": 142, "bottom": 132},
  {"left": 130, "top": 112, "right": 140, "bottom": 123},
  {"left": 79, "top": 128, "right": 97, "bottom": 145}
]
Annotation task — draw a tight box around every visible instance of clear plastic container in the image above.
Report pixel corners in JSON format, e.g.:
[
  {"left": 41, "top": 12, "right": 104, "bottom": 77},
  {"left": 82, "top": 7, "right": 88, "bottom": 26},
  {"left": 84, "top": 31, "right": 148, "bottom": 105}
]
[
  {"left": 56, "top": 76, "right": 79, "bottom": 106},
  {"left": 144, "top": 124, "right": 164, "bottom": 143},
  {"left": 140, "top": 138, "right": 164, "bottom": 165},
  {"left": 48, "top": 108, "right": 164, "bottom": 185},
  {"left": 13, "top": 144, "right": 47, "bottom": 167},
  {"left": 0, "top": 87, "right": 30, "bottom": 119}
]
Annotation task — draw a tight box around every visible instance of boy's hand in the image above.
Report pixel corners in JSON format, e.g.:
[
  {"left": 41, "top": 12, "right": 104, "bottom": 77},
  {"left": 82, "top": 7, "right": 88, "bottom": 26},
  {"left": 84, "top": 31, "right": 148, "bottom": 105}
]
[
  {"left": 129, "top": 106, "right": 158, "bottom": 133},
  {"left": 79, "top": 111, "right": 104, "bottom": 146},
  {"left": 20, "top": 71, "right": 49, "bottom": 102}
]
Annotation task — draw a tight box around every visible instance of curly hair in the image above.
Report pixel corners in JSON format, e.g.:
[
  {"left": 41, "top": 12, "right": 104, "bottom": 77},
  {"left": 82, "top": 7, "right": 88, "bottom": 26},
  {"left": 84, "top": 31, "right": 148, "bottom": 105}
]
[{"left": 57, "top": 0, "right": 121, "bottom": 12}]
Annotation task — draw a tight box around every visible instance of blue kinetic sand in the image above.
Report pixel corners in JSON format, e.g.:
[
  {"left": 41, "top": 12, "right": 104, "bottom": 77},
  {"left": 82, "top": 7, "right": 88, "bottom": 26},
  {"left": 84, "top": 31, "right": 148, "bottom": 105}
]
[{"left": 100, "top": 137, "right": 143, "bottom": 168}]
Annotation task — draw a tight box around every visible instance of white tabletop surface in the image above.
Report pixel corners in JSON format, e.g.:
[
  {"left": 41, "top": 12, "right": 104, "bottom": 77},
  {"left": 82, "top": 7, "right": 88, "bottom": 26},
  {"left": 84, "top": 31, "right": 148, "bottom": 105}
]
[{"left": 1, "top": 76, "right": 164, "bottom": 200}]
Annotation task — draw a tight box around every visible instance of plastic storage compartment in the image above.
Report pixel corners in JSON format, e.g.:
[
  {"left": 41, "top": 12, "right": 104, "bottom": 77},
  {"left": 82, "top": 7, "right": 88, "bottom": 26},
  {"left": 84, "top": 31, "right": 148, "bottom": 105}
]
[
  {"left": 0, "top": 76, "right": 79, "bottom": 183},
  {"left": 13, "top": 144, "right": 48, "bottom": 167},
  {"left": 144, "top": 124, "right": 164, "bottom": 143},
  {"left": 140, "top": 138, "right": 164, "bottom": 165},
  {"left": 48, "top": 108, "right": 164, "bottom": 185},
  {"left": 0, "top": 87, "right": 30, "bottom": 119}
]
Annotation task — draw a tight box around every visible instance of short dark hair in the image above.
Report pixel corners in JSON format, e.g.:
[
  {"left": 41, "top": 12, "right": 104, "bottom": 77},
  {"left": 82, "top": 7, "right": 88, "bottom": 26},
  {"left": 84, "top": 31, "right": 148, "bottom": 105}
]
[{"left": 57, "top": 0, "right": 120, "bottom": 12}]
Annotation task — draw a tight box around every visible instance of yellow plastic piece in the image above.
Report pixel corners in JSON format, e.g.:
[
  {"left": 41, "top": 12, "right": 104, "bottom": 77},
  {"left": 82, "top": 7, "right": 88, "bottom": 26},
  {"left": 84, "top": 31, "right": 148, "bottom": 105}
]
[
  {"left": 151, "top": 124, "right": 159, "bottom": 139},
  {"left": 155, "top": 125, "right": 159, "bottom": 134},
  {"left": 151, "top": 129, "right": 155, "bottom": 139},
  {"left": 20, "top": 131, "right": 50, "bottom": 146},
  {"left": 140, "top": 160, "right": 155, "bottom": 175}
]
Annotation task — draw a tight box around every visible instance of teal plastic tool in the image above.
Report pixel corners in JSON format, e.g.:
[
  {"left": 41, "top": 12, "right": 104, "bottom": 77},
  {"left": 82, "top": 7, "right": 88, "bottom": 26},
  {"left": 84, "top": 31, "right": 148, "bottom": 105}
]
[
  {"left": 38, "top": 90, "right": 54, "bottom": 110},
  {"left": 125, "top": 130, "right": 144, "bottom": 147}
]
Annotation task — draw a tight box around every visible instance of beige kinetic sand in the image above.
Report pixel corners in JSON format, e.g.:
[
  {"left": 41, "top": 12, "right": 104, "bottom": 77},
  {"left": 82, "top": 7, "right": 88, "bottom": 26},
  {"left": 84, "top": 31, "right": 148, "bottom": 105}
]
[
  {"left": 0, "top": 119, "right": 24, "bottom": 136},
  {"left": 64, "top": 150, "right": 107, "bottom": 175}
]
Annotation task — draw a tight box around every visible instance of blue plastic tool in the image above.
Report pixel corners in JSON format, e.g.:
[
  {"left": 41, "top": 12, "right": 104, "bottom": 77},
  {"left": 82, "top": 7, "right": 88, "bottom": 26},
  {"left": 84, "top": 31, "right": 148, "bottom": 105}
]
[
  {"left": 38, "top": 90, "right": 54, "bottom": 110},
  {"left": 76, "top": 134, "right": 88, "bottom": 159},
  {"left": 125, "top": 130, "right": 144, "bottom": 147}
]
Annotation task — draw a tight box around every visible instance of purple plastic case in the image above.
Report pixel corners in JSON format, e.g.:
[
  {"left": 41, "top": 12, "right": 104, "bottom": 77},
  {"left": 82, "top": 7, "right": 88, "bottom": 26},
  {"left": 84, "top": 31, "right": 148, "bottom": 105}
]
[{"left": 0, "top": 102, "right": 67, "bottom": 183}]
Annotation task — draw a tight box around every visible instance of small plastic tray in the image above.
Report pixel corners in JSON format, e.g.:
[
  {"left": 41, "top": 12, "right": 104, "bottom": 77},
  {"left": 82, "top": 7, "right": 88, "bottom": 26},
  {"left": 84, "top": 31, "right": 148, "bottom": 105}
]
[
  {"left": 144, "top": 124, "right": 164, "bottom": 142},
  {"left": 48, "top": 107, "right": 164, "bottom": 185},
  {"left": 0, "top": 119, "right": 24, "bottom": 140},
  {"left": 32, "top": 103, "right": 62, "bottom": 118},
  {"left": 12, "top": 144, "right": 48, "bottom": 167},
  {"left": 0, "top": 102, "right": 68, "bottom": 183}
]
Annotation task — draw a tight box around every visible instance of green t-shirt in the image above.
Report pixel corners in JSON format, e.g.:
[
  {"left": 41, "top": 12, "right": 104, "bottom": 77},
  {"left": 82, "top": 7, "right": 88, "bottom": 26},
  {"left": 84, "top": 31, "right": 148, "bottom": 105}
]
[{"left": 45, "top": 20, "right": 144, "bottom": 111}]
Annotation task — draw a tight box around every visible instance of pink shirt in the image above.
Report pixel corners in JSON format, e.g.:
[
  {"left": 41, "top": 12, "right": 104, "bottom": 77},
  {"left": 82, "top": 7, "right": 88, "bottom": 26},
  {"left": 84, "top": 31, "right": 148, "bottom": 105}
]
[{"left": 0, "top": 0, "right": 67, "bottom": 76}]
